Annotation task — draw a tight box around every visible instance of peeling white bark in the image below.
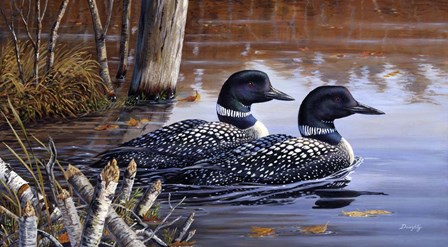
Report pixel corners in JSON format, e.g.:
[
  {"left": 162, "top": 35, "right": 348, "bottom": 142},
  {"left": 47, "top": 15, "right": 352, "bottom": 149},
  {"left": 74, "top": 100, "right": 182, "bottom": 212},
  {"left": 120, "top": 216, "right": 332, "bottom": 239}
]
[
  {"left": 57, "top": 189, "right": 82, "bottom": 247},
  {"left": 135, "top": 179, "right": 161, "bottom": 217},
  {"left": 118, "top": 159, "right": 137, "bottom": 204},
  {"left": 66, "top": 165, "right": 146, "bottom": 247},
  {"left": 80, "top": 161, "right": 120, "bottom": 247},
  {"left": 175, "top": 212, "right": 195, "bottom": 242},
  {"left": 0, "top": 157, "right": 37, "bottom": 207},
  {"left": 18, "top": 201, "right": 38, "bottom": 247}
]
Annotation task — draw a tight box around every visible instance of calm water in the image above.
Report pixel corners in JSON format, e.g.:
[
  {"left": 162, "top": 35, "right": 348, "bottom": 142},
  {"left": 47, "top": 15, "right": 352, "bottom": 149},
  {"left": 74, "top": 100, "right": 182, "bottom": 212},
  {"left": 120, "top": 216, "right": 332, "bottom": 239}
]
[{"left": 1, "top": 1, "right": 447, "bottom": 246}]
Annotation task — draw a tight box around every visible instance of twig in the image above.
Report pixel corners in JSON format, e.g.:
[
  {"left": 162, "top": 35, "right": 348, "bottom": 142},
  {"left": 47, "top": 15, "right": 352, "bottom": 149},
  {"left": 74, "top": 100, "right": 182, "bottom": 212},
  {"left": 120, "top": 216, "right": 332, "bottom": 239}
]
[
  {"left": 185, "top": 229, "right": 196, "bottom": 242},
  {"left": 175, "top": 212, "right": 195, "bottom": 242},
  {"left": 44, "top": 137, "right": 58, "bottom": 206},
  {"left": 0, "top": 7, "right": 24, "bottom": 83},
  {"left": 0, "top": 205, "right": 19, "bottom": 221},
  {"left": 103, "top": 0, "right": 114, "bottom": 35},
  {"left": 80, "top": 160, "right": 120, "bottom": 247},
  {"left": 144, "top": 196, "right": 186, "bottom": 243},
  {"left": 37, "top": 229, "right": 63, "bottom": 247}
]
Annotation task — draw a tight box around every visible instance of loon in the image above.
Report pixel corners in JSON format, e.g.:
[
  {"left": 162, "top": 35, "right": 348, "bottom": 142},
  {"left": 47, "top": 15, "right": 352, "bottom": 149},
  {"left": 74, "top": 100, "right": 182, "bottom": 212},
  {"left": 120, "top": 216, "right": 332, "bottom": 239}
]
[
  {"left": 168, "top": 86, "right": 384, "bottom": 185},
  {"left": 94, "top": 70, "right": 294, "bottom": 168}
]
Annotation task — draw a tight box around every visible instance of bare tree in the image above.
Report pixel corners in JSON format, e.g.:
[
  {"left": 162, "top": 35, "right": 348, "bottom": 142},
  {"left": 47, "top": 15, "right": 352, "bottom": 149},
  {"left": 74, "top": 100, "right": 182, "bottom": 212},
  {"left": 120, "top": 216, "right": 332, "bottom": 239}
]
[
  {"left": 129, "top": 0, "right": 189, "bottom": 100},
  {"left": 115, "top": 0, "right": 132, "bottom": 83},
  {"left": 86, "top": 0, "right": 116, "bottom": 97},
  {"left": 46, "top": 0, "right": 70, "bottom": 73}
]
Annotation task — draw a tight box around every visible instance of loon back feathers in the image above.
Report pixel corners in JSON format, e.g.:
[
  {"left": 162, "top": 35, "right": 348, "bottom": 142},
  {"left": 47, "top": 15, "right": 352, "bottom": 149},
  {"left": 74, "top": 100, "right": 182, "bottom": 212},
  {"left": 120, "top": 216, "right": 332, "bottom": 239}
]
[
  {"left": 121, "top": 119, "right": 207, "bottom": 148},
  {"left": 173, "top": 137, "right": 351, "bottom": 185}
]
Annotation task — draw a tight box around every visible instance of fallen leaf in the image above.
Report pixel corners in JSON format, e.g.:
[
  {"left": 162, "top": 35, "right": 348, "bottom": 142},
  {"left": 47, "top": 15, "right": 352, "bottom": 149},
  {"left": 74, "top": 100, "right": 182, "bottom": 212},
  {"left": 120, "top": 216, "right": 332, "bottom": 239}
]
[
  {"left": 178, "top": 91, "right": 201, "bottom": 102},
  {"left": 140, "top": 118, "right": 151, "bottom": 123},
  {"left": 364, "top": 210, "right": 392, "bottom": 215},
  {"left": 58, "top": 232, "right": 70, "bottom": 244},
  {"left": 330, "top": 53, "right": 346, "bottom": 58},
  {"left": 342, "top": 210, "right": 370, "bottom": 217},
  {"left": 142, "top": 214, "right": 161, "bottom": 223},
  {"left": 383, "top": 70, "right": 400, "bottom": 78},
  {"left": 299, "top": 47, "right": 309, "bottom": 51},
  {"left": 127, "top": 117, "right": 139, "bottom": 127},
  {"left": 300, "top": 222, "right": 329, "bottom": 234},
  {"left": 248, "top": 226, "right": 276, "bottom": 238},
  {"left": 94, "top": 124, "right": 119, "bottom": 131},
  {"left": 170, "top": 241, "right": 196, "bottom": 247},
  {"left": 360, "top": 51, "right": 384, "bottom": 57}
]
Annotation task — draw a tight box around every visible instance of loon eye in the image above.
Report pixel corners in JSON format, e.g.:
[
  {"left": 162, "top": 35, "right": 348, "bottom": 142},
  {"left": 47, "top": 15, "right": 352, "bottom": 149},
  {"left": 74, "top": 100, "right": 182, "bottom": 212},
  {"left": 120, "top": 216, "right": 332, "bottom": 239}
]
[
  {"left": 334, "top": 96, "right": 341, "bottom": 102},
  {"left": 248, "top": 82, "right": 254, "bottom": 88}
]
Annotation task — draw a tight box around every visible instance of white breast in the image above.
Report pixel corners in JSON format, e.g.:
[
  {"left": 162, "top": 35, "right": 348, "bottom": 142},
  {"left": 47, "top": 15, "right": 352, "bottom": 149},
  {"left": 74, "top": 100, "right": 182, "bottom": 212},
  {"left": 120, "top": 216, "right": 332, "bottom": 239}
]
[
  {"left": 246, "top": 121, "right": 269, "bottom": 139},
  {"left": 340, "top": 138, "right": 355, "bottom": 164}
]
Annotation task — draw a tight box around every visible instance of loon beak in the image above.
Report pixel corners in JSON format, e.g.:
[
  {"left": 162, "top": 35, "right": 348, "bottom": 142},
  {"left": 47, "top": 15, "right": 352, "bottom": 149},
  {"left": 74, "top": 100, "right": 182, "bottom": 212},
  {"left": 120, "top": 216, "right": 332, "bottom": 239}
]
[
  {"left": 348, "top": 101, "right": 385, "bottom": 115},
  {"left": 265, "top": 87, "right": 295, "bottom": 101}
]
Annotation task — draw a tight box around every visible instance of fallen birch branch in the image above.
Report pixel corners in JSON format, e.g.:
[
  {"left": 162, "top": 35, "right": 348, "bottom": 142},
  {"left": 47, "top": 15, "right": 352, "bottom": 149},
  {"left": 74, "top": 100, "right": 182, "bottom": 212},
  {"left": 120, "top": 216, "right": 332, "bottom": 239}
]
[
  {"left": 118, "top": 159, "right": 137, "bottom": 204},
  {"left": 18, "top": 201, "right": 37, "bottom": 247},
  {"left": 135, "top": 179, "right": 161, "bottom": 217},
  {"left": 65, "top": 164, "right": 148, "bottom": 247},
  {"left": 175, "top": 212, "right": 195, "bottom": 243},
  {"left": 57, "top": 189, "right": 82, "bottom": 247}
]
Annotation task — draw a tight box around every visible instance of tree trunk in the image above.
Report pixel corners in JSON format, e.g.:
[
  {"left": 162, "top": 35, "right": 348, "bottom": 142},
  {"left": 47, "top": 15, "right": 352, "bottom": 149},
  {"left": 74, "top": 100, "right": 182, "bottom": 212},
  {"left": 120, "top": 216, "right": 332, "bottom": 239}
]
[
  {"left": 86, "top": 0, "right": 116, "bottom": 97},
  {"left": 46, "top": 0, "right": 70, "bottom": 73},
  {"left": 129, "top": 0, "right": 188, "bottom": 101},
  {"left": 115, "top": 0, "right": 132, "bottom": 83},
  {"left": 34, "top": 0, "right": 42, "bottom": 85}
]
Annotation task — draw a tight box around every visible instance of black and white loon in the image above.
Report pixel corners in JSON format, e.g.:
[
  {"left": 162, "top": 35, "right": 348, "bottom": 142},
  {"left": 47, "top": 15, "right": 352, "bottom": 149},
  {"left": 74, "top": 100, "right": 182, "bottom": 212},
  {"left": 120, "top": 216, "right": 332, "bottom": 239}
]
[
  {"left": 94, "top": 70, "right": 294, "bottom": 168},
  {"left": 169, "top": 86, "right": 384, "bottom": 185}
]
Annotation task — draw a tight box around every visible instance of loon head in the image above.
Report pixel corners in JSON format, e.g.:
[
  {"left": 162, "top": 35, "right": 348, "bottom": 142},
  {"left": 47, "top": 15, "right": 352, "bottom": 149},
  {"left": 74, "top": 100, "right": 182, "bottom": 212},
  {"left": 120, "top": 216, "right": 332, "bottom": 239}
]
[
  {"left": 298, "top": 86, "right": 384, "bottom": 145},
  {"left": 217, "top": 70, "right": 294, "bottom": 129}
]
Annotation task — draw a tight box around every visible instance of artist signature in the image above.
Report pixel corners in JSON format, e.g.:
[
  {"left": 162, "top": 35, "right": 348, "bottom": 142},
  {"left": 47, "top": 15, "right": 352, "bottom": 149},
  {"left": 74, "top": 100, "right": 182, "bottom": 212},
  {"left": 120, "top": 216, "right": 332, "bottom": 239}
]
[{"left": 399, "top": 224, "right": 422, "bottom": 232}]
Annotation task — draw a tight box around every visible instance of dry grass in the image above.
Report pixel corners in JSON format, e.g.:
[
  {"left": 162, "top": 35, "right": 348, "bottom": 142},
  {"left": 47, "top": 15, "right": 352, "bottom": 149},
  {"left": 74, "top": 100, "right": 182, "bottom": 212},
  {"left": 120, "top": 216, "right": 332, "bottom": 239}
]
[{"left": 0, "top": 41, "right": 109, "bottom": 125}]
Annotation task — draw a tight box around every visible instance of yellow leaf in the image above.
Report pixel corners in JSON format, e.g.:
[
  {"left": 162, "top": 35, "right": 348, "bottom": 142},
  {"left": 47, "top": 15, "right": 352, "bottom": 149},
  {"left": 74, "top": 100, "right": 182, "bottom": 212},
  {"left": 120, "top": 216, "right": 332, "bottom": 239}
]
[
  {"left": 178, "top": 91, "right": 200, "bottom": 102},
  {"left": 94, "top": 124, "right": 119, "bottom": 131},
  {"left": 170, "top": 241, "right": 196, "bottom": 247},
  {"left": 342, "top": 210, "right": 370, "bottom": 217},
  {"left": 300, "top": 222, "right": 329, "bottom": 234},
  {"left": 127, "top": 117, "right": 139, "bottom": 127},
  {"left": 383, "top": 70, "right": 400, "bottom": 78},
  {"left": 364, "top": 210, "right": 392, "bottom": 215},
  {"left": 140, "top": 118, "right": 151, "bottom": 123},
  {"left": 248, "top": 226, "right": 276, "bottom": 238}
]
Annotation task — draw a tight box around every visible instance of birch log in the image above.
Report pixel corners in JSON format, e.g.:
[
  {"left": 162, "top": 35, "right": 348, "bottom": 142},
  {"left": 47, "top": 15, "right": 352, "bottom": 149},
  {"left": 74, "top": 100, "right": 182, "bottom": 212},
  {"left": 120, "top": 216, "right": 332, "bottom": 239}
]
[
  {"left": 118, "top": 159, "right": 137, "bottom": 204},
  {"left": 18, "top": 200, "right": 38, "bottom": 247},
  {"left": 46, "top": 0, "right": 70, "bottom": 72},
  {"left": 135, "top": 179, "right": 161, "bottom": 217},
  {"left": 66, "top": 165, "right": 147, "bottom": 247},
  {"left": 57, "top": 189, "right": 82, "bottom": 247},
  {"left": 0, "top": 157, "right": 37, "bottom": 207},
  {"left": 128, "top": 0, "right": 189, "bottom": 100},
  {"left": 175, "top": 212, "right": 195, "bottom": 242},
  {"left": 80, "top": 161, "right": 120, "bottom": 247},
  {"left": 115, "top": 0, "right": 132, "bottom": 83},
  {"left": 86, "top": 0, "right": 115, "bottom": 97}
]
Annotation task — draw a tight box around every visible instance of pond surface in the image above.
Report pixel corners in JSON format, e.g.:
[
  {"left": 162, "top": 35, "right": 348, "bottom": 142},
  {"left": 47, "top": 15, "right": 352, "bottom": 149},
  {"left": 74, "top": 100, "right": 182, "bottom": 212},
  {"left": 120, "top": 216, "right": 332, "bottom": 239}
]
[{"left": 1, "top": 0, "right": 447, "bottom": 246}]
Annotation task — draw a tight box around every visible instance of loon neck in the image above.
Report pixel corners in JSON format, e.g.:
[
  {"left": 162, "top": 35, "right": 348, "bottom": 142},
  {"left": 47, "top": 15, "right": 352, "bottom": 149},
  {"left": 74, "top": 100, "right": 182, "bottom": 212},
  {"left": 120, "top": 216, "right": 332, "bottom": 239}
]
[
  {"left": 216, "top": 103, "right": 257, "bottom": 129},
  {"left": 298, "top": 117, "right": 342, "bottom": 145}
]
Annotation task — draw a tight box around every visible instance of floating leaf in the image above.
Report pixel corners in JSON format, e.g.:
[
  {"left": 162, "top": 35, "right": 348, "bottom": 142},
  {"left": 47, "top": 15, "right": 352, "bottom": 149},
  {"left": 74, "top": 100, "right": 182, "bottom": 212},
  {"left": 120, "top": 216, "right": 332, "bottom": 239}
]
[
  {"left": 170, "top": 241, "right": 196, "bottom": 247},
  {"left": 383, "top": 70, "right": 400, "bottom": 78},
  {"left": 94, "top": 124, "right": 119, "bottom": 131},
  {"left": 300, "top": 222, "right": 329, "bottom": 234},
  {"left": 330, "top": 53, "right": 346, "bottom": 58},
  {"left": 360, "top": 51, "right": 384, "bottom": 57},
  {"left": 248, "top": 226, "right": 276, "bottom": 238},
  {"left": 127, "top": 117, "right": 139, "bottom": 127},
  {"left": 178, "top": 91, "right": 200, "bottom": 102},
  {"left": 58, "top": 232, "right": 70, "bottom": 244},
  {"left": 342, "top": 210, "right": 370, "bottom": 217},
  {"left": 140, "top": 118, "right": 151, "bottom": 123},
  {"left": 364, "top": 210, "right": 392, "bottom": 215},
  {"left": 342, "top": 209, "right": 392, "bottom": 217}
]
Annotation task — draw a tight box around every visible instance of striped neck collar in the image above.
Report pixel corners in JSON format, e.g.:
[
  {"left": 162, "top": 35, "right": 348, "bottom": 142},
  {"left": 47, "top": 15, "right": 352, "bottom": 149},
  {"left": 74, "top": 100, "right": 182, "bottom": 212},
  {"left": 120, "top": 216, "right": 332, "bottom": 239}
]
[
  {"left": 216, "top": 104, "right": 251, "bottom": 118},
  {"left": 299, "top": 125, "right": 336, "bottom": 136}
]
